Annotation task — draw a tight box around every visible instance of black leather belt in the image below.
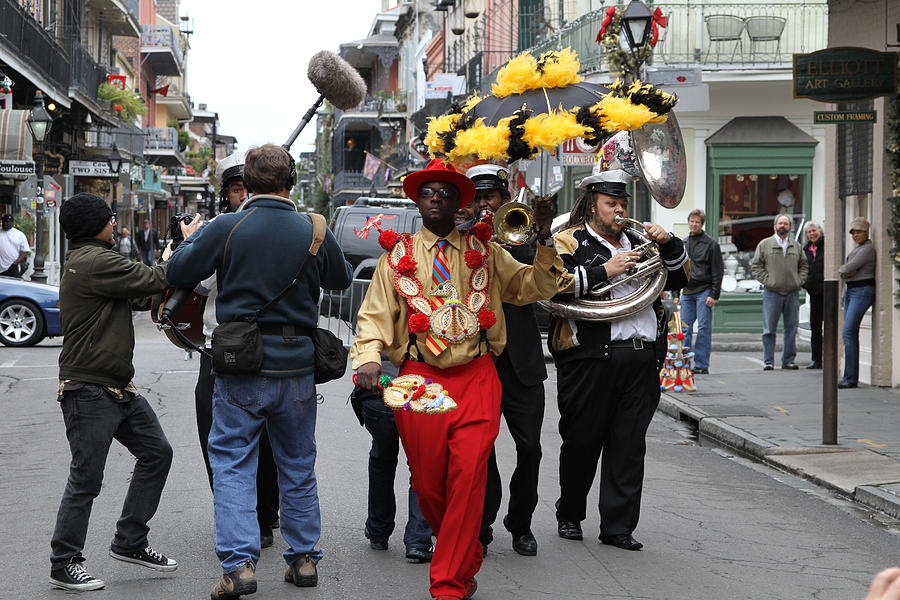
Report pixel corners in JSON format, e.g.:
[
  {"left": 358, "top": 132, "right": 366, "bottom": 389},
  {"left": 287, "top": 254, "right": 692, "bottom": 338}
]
[
  {"left": 258, "top": 324, "right": 312, "bottom": 340},
  {"left": 605, "top": 338, "right": 655, "bottom": 351}
]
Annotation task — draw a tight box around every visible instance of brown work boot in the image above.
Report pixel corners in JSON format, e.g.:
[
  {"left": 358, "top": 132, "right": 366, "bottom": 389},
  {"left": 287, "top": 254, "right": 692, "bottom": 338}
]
[
  {"left": 283, "top": 553, "right": 318, "bottom": 587},
  {"left": 210, "top": 561, "right": 257, "bottom": 599}
]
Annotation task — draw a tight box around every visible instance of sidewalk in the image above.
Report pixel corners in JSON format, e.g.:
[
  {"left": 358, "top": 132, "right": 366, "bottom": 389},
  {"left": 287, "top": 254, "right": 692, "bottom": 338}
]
[{"left": 657, "top": 349, "right": 900, "bottom": 519}]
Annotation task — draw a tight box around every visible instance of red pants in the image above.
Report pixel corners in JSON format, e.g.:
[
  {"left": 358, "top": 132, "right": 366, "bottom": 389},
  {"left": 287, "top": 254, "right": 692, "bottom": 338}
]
[{"left": 395, "top": 354, "right": 501, "bottom": 599}]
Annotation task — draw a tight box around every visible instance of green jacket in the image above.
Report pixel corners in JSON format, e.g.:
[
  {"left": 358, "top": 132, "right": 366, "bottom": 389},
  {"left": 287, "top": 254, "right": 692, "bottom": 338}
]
[
  {"left": 751, "top": 234, "right": 808, "bottom": 295},
  {"left": 58, "top": 239, "right": 169, "bottom": 388}
]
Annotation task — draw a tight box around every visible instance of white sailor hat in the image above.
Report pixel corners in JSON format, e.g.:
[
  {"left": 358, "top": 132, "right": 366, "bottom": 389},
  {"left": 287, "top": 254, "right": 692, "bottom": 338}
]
[
  {"left": 215, "top": 151, "right": 245, "bottom": 189},
  {"left": 578, "top": 169, "right": 634, "bottom": 198},
  {"left": 465, "top": 164, "right": 510, "bottom": 191}
]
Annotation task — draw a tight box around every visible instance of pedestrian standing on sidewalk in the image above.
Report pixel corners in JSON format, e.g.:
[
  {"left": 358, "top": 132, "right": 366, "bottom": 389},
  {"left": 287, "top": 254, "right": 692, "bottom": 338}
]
[
  {"left": 166, "top": 144, "right": 352, "bottom": 599},
  {"left": 49, "top": 193, "right": 199, "bottom": 592},
  {"left": 463, "top": 164, "right": 547, "bottom": 558},
  {"left": 351, "top": 360, "right": 434, "bottom": 563},
  {"left": 548, "top": 170, "right": 688, "bottom": 552},
  {"left": 192, "top": 152, "right": 281, "bottom": 550},
  {"left": 352, "top": 159, "right": 564, "bottom": 600},
  {"left": 0, "top": 213, "right": 30, "bottom": 277},
  {"left": 679, "top": 209, "right": 723, "bottom": 375},
  {"left": 802, "top": 222, "right": 824, "bottom": 369},
  {"left": 751, "top": 214, "right": 808, "bottom": 371},
  {"left": 837, "top": 217, "right": 876, "bottom": 389},
  {"left": 114, "top": 227, "right": 138, "bottom": 261}
]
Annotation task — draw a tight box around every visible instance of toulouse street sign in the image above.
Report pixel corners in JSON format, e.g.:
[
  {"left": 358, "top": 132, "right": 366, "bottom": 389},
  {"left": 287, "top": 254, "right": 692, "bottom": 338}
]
[{"left": 793, "top": 47, "right": 898, "bottom": 103}]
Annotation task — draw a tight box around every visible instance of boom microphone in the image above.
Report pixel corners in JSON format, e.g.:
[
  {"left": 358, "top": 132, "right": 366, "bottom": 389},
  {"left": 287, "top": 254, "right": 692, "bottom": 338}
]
[{"left": 284, "top": 51, "right": 368, "bottom": 151}]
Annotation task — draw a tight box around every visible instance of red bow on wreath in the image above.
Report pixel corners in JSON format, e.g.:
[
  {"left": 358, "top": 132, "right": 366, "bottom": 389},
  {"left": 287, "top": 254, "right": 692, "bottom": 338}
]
[
  {"left": 595, "top": 6, "right": 617, "bottom": 43},
  {"left": 649, "top": 8, "right": 669, "bottom": 47}
]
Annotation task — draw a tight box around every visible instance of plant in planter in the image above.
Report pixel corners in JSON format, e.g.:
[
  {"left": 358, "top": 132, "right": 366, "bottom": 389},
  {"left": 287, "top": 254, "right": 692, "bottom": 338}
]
[{"left": 97, "top": 83, "right": 147, "bottom": 123}]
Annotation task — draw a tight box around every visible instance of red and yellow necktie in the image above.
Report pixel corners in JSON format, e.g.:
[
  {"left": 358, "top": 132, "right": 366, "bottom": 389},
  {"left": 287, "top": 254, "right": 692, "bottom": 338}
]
[{"left": 424, "top": 239, "right": 450, "bottom": 355}]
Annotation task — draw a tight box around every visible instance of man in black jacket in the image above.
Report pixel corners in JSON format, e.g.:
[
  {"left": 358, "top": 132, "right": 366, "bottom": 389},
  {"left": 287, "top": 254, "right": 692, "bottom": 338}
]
[
  {"left": 49, "top": 193, "right": 199, "bottom": 592},
  {"left": 679, "top": 209, "right": 723, "bottom": 374},
  {"left": 135, "top": 219, "right": 160, "bottom": 265},
  {"left": 466, "top": 165, "right": 547, "bottom": 557},
  {"left": 549, "top": 170, "right": 687, "bottom": 552}
]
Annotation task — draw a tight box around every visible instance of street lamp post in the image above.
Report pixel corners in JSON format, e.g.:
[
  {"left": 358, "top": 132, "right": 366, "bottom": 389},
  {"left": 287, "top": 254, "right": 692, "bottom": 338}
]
[
  {"left": 26, "top": 91, "right": 54, "bottom": 284},
  {"left": 106, "top": 142, "right": 123, "bottom": 219},
  {"left": 620, "top": 0, "right": 654, "bottom": 83}
]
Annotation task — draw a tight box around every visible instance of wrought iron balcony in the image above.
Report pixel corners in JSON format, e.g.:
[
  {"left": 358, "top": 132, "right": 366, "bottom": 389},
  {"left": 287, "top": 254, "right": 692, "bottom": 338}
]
[
  {"left": 85, "top": 0, "right": 141, "bottom": 37},
  {"left": 0, "top": 0, "right": 69, "bottom": 97},
  {"left": 144, "top": 127, "right": 185, "bottom": 168},
  {"left": 333, "top": 170, "right": 373, "bottom": 192},
  {"left": 141, "top": 25, "right": 185, "bottom": 77},
  {"left": 155, "top": 80, "right": 192, "bottom": 120},
  {"left": 68, "top": 42, "right": 108, "bottom": 106},
  {"left": 334, "top": 94, "right": 407, "bottom": 122}
]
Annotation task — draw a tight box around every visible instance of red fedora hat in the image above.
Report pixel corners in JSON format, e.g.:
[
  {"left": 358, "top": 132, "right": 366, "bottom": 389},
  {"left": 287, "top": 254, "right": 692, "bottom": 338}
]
[{"left": 402, "top": 159, "right": 476, "bottom": 208}]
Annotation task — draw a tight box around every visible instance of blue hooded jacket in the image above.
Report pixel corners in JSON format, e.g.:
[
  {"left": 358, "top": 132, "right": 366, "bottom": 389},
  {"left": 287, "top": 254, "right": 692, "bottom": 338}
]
[{"left": 166, "top": 195, "right": 352, "bottom": 377}]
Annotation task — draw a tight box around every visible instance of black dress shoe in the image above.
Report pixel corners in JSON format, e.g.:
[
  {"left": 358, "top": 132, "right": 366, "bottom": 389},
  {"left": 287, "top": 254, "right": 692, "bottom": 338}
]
[
  {"left": 806, "top": 361, "right": 822, "bottom": 369},
  {"left": 364, "top": 528, "right": 388, "bottom": 551},
  {"left": 782, "top": 362, "right": 799, "bottom": 370},
  {"left": 692, "top": 367, "right": 708, "bottom": 374},
  {"left": 557, "top": 521, "right": 583, "bottom": 540},
  {"left": 599, "top": 534, "right": 643, "bottom": 551},
  {"left": 404, "top": 546, "right": 433, "bottom": 564},
  {"left": 503, "top": 516, "right": 537, "bottom": 556},
  {"left": 838, "top": 380, "right": 858, "bottom": 389}
]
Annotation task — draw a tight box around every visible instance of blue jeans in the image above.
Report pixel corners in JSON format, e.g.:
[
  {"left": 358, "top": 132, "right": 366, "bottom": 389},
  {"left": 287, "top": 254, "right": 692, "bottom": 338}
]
[
  {"left": 210, "top": 373, "right": 322, "bottom": 573},
  {"left": 361, "top": 398, "right": 432, "bottom": 549},
  {"left": 680, "top": 289, "right": 713, "bottom": 370},
  {"left": 762, "top": 290, "right": 799, "bottom": 366},
  {"left": 842, "top": 285, "right": 875, "bottom": 384}
]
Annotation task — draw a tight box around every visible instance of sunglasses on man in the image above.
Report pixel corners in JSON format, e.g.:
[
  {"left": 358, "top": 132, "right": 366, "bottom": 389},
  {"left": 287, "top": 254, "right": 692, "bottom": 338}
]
[{"left": 418, "top": 187, "right": 457, "bottom": 200}]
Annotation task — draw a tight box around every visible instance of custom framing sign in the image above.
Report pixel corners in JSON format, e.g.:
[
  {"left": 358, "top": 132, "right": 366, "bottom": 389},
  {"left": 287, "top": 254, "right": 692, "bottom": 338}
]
[{"left": 793, "top": 47, "right": 898, "bottom": 103}]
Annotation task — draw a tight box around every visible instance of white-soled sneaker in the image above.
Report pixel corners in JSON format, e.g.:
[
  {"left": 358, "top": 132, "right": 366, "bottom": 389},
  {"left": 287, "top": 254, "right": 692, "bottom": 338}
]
[
  {"left": 109, "top": 546, "right": 178, "bottom": 572},
  {"left": 49, "top": 560, "right": 105, "bottom": 591}
]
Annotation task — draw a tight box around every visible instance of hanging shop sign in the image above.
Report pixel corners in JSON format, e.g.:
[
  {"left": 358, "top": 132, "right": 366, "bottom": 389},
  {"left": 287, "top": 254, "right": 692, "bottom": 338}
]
[
  {"left": 558, "top": 138, "right": 600, "bottom": 166},
  {"left": 0, "top": 160, "right": 35, "bottom": 177},
  {"left": 69, "top": 160, "right": 130, "bottom": 178},
  {"left": 793, "top": 47, "right": 898, "bottom": 103},
  {"left": 813, "top": 111, "right": 877, "bottom": 123}
]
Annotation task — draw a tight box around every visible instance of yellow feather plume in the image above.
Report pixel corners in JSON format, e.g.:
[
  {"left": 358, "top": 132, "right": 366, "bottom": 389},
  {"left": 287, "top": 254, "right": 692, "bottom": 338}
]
[
  {"left": 595, "top": 96, "right": 666, "bottom": 132},
  {"left": 492, "top": 52, "right": 541, "bottom": 98},
  {"left": 521, "top": 111, "right": 591, "bottom": 152},
  {"left": 536, "top": 48, "right": 583, "bottom": 88},
  {"left": 424, "top": 113, "right": 461, "bottom": 156},
  {"left": 448, "top": 118, "right": 511, "bottom": 163},
  {"left": 462, "top": 94, "right": 482, "bottom": 113}
]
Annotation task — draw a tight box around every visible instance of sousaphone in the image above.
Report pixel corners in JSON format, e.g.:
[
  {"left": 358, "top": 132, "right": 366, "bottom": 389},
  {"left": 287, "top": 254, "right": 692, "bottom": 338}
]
[{"left": 537, "top": 113, "right": 687, "bottom": 322}]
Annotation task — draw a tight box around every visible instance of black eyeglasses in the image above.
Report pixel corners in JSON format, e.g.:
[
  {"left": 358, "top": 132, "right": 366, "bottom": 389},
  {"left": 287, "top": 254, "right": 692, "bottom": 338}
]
[{"left": 418, "top": 187, "right": 456, "bottom": 200}]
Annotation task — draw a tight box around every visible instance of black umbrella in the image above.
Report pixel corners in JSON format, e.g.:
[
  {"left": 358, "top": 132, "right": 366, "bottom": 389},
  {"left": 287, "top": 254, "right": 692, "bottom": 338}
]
[{"left": 467, "top": 81, "right": 612, "bottom": 126}]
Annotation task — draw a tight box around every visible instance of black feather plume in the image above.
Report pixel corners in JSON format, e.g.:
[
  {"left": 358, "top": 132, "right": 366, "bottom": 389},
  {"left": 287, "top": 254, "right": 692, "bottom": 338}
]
[{"left": 506, "top": 108, "right": 534, "bottom": 162}]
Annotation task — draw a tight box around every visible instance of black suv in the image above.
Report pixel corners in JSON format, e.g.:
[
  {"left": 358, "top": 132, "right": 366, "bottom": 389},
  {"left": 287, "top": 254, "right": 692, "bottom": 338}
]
[{"left": 322, "top": 198, "right": 422, "bottom": 322}]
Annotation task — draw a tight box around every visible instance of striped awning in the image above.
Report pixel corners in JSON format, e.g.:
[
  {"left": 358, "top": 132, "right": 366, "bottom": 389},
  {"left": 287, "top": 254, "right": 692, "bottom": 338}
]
[{"left": 0, "top": 110, "right": 33, "bottom": 160}]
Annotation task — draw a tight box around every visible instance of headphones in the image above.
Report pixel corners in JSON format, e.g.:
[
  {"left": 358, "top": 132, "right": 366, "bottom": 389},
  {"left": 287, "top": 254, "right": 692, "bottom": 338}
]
[{"left": 282, "top": 147, "right": 297, "bottom": 191}]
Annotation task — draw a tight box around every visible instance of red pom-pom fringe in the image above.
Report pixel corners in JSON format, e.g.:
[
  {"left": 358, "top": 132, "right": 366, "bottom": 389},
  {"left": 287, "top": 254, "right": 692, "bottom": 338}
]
[
  {"left": 379, "top": 229, "right": 401, "bottom": 251},
  {"left": 396, "top": 255, "right": 417, "bottom": 277},
  {"left": 408, "top": 313, "right": 430, "bottom": 334},
  {"left": 464, "top": 249, "right": 484, "bottom": 269},
  {"left": 478, "top": 309, "right": 496, "bottom": 330},
  {"left": 675, "top": 332, "right": 685, "bottom": 341},
  {"left": 472, "top": 222, "right": 493, "bottom": 242}
]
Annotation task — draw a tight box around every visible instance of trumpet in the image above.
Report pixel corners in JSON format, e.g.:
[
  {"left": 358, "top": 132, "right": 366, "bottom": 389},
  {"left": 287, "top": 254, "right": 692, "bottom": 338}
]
[{"left": 493, "top": 188, "right": 537, "bottom": 246}]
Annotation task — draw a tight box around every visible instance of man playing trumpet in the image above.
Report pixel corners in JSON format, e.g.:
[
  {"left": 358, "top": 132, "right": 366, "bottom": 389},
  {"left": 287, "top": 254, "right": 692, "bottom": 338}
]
[{"left": 549, "top": 169, "right": 688, "bottom": 551}]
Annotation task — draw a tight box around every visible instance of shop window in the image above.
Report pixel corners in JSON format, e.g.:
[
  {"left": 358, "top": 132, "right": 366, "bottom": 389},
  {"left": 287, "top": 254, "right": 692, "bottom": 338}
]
[{"left": 717, "top": 173, "right": 805, "bottom": 293}]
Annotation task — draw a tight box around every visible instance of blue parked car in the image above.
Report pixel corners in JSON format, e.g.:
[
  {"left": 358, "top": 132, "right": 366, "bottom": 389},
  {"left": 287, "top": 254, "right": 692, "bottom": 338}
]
[{"left": 0, "top": 276, "right": 62, "bottom": 346}]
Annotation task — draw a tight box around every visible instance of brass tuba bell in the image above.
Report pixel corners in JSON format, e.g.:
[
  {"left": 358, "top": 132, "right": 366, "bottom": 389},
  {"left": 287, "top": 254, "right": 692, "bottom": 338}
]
[{"left": 493, "top": 187, "right": 536, "bottom": 246}]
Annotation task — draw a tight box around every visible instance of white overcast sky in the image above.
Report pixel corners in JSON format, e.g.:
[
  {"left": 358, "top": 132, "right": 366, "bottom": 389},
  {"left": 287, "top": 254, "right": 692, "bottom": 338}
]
[{"left": 180, "top": 0, "right": 383, "bottom": 153}]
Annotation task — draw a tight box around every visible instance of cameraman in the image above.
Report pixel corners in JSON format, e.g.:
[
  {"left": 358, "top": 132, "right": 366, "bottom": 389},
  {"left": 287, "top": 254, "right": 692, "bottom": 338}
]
[
  {"left": 166, "top": 144, "right": 352, "bottom": 597},
  {"left": 49, "top": 193, "right": 200, "bottom": 592}
]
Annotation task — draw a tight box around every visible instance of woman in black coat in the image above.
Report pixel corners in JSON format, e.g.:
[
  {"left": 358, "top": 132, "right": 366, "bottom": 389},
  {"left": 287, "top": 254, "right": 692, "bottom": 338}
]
[{"left": 802, "top": 222, "right": 824, "bottom": 368}]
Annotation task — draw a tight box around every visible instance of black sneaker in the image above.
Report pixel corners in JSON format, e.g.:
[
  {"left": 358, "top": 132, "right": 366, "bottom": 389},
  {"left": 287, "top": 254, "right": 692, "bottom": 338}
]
[
  {"left": 763, "top": 363, "right": 774, "bottom": 371},
  {"left": 49, "top": 560, "right": 105, "bottom": 591},
  {"left": 109, "top": 546, "right": 177, "bottom": 572}
]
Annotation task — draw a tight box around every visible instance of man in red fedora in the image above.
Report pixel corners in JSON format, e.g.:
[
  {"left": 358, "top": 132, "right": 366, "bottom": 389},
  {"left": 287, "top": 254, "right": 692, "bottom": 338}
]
[{"left": 352, "top": 159, "right": 567, "bottom": 600}]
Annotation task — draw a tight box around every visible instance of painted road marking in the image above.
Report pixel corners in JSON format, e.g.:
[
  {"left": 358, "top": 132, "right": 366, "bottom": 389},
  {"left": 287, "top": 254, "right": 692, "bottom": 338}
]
[
  {"left": 743, "top": 356, "right": 765, "bottom": 366},
  {"left": 856, "top": 438, "right": 887, "bottom": 449},
  {"left": 773, "top": 405, "right": 789, "bottom": 414}
]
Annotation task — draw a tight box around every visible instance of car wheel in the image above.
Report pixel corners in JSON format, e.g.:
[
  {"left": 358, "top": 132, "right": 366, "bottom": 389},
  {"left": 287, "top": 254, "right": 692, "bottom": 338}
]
[{"left": 0, "top": 299, "right": 46, "bottom": 347}]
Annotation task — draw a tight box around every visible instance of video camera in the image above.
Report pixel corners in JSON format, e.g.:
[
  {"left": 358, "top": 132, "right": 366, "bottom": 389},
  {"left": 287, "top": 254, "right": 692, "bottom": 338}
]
[{"left": 167, "top": 213, "right": 195, "bottom": 245}]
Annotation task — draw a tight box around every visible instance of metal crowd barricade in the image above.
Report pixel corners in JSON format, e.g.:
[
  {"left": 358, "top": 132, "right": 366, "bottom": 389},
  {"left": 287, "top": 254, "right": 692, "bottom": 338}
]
[{"left": 318, "top": 277, "right": 372, "bottom": 348}]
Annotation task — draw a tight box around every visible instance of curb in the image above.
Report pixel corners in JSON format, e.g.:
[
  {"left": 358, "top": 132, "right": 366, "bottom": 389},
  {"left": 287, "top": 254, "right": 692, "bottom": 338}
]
[{"left": 657, "top": 393, "right": 900, "bottom": 518}]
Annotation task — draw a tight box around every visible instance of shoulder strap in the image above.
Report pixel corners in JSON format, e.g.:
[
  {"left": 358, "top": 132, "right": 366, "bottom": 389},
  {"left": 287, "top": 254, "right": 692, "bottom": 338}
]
[{"left": 253, "top": 213, "right": 324, "bottom": 320}]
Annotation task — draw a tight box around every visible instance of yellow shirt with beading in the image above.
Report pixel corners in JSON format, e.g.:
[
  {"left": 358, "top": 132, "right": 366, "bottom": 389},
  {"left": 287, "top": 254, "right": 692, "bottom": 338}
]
[{"left": 350, "top": 226, "right": 569, "bottom": 370}]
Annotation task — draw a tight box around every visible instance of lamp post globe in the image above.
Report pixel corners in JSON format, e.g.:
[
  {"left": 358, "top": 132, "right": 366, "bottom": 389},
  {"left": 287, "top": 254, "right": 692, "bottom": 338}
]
[{"left": 27, "top": 90, "right": 54, "bottom": 284}]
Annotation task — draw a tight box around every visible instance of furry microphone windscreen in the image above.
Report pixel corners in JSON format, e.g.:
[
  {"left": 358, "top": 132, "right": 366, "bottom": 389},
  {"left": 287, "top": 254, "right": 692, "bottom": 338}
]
[{"left": 307, "top": 50, "right": 367, "bottom": 111}]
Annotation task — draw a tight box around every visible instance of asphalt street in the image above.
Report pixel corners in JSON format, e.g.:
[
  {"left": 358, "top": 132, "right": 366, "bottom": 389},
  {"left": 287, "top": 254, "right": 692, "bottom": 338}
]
[{"left": 1, "top": 318, "right": 897, "bottom": 600}]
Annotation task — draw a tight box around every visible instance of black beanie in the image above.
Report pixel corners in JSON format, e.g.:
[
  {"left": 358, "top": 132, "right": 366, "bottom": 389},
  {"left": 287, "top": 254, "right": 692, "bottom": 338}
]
[{"left": 59, "top": 193, "right": 112, "bottom": 240}]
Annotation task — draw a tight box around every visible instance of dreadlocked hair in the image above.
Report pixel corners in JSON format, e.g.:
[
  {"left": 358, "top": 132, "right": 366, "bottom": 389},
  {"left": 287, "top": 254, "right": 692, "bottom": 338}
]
[{"left": 567, "top": 191, "right": 595, "bottom": 229}]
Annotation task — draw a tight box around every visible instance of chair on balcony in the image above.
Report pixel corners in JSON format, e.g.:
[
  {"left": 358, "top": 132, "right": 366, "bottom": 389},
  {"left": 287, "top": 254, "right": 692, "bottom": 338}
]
[
  {"left": 653, "top": 12, "right": 672, "bottom": 65},
  {"left": 704, "top": 15, "right": 745, "bottom": 65},
  {"left": 744, "top": 16, "right": 787, "bottom": 63}
]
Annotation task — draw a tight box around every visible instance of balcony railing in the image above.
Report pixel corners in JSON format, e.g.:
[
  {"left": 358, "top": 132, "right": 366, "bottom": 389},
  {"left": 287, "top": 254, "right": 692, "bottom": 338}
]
[
  {"left": 0, "top": 0, "right": 69, "bottom": 94},
  {"left": 85, "top": 123, "right": 144, "bottom": 158},
  {"left": 333, "top": 170, "right": 372, "bottom": 191},
  {"left": 68, "top": 42, "right": 108, "bottom": 102},
  {"left": 141, "top": 25, "right": 184, "bottom": 75},
  {"left": 144, "top": 127, "right": 180, "bottom": 152},
  {"left": 338, "top": 95, "right": 406, "bottom": 116}
]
